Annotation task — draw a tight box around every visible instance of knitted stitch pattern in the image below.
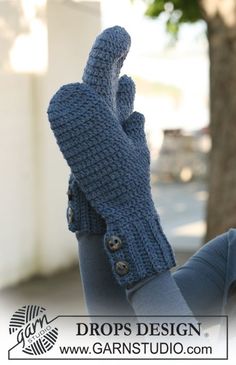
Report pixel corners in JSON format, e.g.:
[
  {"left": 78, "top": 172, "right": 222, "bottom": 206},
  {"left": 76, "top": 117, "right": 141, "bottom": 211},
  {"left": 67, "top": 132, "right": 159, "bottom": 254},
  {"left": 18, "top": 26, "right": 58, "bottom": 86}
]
[
  {"left": 67, "top": 26, "right": 134, "bottom": 235},
  {"left": 48, "top": 26, "right": 176, "bottom": 288},
  {"left": 67, "top": 173, "right": 106, "bottom": 234}
]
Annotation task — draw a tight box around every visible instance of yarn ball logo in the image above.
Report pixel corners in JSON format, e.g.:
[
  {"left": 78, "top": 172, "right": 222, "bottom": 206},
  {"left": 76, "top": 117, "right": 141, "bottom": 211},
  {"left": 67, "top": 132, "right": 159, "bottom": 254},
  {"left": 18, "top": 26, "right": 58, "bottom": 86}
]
[{"left": 9, "top": 305, "right": 58, "bottom": 355}]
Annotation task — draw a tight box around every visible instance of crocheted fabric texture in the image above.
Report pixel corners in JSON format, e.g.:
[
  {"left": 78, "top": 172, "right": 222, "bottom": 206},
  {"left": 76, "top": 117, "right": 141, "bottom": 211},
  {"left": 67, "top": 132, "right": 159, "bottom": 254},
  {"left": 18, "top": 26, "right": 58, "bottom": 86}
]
[
  {"left": 48, "top": 26, "right": 176, "bottom": 287},
  {"left": 66, "top": 173, "right": 106, "bottom": 235},
  {"left": 66, "top": 26, "right": 134, "bottom": 235}
]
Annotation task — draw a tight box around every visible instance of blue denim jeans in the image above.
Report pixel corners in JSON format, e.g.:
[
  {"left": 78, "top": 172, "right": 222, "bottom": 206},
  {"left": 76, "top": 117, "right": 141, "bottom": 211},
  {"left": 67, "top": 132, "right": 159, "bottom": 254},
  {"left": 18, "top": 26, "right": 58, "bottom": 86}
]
[{"left": 77, "top": 228, "right": 236, "bottom": 318}]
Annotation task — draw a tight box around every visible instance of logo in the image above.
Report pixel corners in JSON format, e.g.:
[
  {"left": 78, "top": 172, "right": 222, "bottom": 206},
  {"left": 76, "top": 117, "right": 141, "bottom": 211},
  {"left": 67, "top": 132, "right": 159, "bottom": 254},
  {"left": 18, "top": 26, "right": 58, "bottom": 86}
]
[
  {"left": 8, "top": 310, "right": 228, "bottom": 360},
  {"left": 9, "top": 305, "right": 58, "bottom": 355}
]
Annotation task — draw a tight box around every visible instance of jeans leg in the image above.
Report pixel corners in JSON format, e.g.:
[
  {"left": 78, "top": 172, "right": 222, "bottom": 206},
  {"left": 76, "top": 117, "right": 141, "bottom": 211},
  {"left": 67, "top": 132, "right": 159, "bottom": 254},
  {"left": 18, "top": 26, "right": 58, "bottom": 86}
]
[
  {"left": 126, "top": 230, "right": 236, "bottom": 318},
  {"left": 173, "top": 232, "right": 229, "bottom": 316}
]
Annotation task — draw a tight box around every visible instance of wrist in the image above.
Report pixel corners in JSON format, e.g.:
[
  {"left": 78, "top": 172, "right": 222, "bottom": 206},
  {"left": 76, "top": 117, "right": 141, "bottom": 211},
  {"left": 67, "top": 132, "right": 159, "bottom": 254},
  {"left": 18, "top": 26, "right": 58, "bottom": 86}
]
[{"left": 103, "top": 209, "right": 176, "bottom": 288}]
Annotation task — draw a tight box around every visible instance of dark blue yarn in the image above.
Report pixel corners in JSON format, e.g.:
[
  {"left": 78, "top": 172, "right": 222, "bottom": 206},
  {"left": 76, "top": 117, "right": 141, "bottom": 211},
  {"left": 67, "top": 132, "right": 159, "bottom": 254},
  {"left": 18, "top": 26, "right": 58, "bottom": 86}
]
[
  {"left": 48, "top": 26, "right": 176, "bottom": 287},
  {"left": 66, "top": 26, "right": 135, "bottom": 235}
]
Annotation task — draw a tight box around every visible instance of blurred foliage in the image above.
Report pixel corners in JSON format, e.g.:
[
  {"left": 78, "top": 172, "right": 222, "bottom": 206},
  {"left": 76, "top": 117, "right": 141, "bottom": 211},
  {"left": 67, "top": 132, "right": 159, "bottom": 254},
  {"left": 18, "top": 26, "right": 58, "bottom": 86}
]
[{"left": 144, "top": 1, "right": 203, "bottom": 36}]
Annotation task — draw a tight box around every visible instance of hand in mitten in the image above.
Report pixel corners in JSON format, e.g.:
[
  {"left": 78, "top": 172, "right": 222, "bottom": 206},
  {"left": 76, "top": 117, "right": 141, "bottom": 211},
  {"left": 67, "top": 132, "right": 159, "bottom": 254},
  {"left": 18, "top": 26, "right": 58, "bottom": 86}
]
[
  {"left": 48, "top": 27, "right": 176, "bottom": 288},
  {"left": 67, "top": 26, "right": 135, "bottom": 236}
]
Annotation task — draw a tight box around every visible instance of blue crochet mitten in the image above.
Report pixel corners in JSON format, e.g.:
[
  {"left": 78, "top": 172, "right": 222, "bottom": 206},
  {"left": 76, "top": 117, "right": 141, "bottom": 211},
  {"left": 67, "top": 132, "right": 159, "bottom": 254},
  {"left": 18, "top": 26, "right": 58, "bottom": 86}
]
[
  {"left": 48, "top": 26, "right": 176, "bottom": 288},
  {"left": 66, "top": 26, "right": 135, "bottom": 235},
  {"left": 67, "top": 173, "right": 106, "bottom": 234}
]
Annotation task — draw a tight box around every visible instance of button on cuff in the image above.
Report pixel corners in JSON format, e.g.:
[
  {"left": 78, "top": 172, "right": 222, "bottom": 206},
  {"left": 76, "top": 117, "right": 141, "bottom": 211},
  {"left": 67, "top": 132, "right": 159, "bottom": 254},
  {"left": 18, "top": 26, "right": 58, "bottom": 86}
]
[
  {"left": 115, "top": 261, "right": 129, "bottom": 276},
  {"left": 106, "top": 235, "right": 122, "bottom": 252},
  {"left": 67, "top": 206, "right": 74, "bottom": 224},
  {"left": 67, "top": 188, "right": 73, "bottom": 201}
]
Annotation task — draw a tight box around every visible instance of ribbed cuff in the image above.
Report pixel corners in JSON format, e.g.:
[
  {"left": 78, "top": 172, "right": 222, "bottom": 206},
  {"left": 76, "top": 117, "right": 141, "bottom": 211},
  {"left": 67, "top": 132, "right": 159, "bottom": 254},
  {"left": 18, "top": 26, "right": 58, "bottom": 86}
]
[
  {"left": 67, "top": 174, "right": 106, "bottom": 235},
  {"left": 103, "top": 211, "right": 176, "bottom": 288}
]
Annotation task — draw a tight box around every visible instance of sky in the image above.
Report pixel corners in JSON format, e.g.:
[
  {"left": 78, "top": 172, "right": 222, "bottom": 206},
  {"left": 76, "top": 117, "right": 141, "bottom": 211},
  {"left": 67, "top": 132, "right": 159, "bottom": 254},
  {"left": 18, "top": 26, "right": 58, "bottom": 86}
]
[{"left": 100, "top": 0, "right": 209, "bottom": 148}]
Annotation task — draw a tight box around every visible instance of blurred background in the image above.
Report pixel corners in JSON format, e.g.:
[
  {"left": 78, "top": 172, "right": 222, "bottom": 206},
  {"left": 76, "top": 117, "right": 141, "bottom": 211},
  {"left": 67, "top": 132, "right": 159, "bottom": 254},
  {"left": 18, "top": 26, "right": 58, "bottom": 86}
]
[{"left": 0, "top": 0, "right": 235, "bottom": 326}]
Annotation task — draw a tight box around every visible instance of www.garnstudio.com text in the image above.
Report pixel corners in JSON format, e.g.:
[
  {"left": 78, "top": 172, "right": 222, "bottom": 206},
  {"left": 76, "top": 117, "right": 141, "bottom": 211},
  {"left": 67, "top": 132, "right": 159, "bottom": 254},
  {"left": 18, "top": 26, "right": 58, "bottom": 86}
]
[{"left": 59, "top": 341, "right": 212, "bottom": 356}]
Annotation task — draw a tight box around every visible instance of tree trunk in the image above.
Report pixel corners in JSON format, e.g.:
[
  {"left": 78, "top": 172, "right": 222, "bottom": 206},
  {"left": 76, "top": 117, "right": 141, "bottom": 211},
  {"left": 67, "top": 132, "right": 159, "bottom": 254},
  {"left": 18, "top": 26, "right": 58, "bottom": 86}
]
[{"left": 200, "top": 0, "right": 236, "bottom": 241}]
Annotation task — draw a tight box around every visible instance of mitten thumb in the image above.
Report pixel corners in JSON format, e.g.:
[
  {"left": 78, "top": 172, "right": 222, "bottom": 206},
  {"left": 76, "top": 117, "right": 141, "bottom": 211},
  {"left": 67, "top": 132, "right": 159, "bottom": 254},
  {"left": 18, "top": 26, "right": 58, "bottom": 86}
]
[
  {"left": 116, "top": 75, "right": 135, "bottom": 123},
  {"left": 122, "top": 111, "right": 146, "bottom": 144}
]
